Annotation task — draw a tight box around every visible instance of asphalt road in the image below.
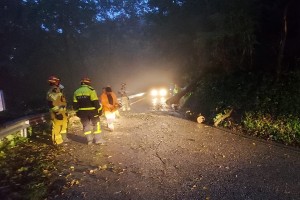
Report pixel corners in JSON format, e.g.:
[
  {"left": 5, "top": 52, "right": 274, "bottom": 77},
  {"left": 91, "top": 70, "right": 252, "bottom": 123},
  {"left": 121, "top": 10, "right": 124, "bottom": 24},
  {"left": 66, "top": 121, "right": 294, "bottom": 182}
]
[{"left": 51, "top": 94, "right": 300, "bottom": 200}]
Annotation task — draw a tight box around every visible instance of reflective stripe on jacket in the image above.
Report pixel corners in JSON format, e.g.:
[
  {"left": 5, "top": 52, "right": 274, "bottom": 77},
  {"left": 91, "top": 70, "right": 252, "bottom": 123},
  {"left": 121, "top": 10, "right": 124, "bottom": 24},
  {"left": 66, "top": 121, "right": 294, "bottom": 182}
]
[
  {"left": 47, "top": 86, "right": 67, "bottom": 112},
  {"left": 73, "top": 85, "right": 100, "bottom": 111}
]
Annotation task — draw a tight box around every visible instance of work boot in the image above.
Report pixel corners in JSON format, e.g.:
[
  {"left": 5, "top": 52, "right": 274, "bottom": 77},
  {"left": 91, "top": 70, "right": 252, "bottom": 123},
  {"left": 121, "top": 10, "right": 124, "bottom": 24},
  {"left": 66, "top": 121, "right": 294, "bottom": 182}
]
[
  {"left": 108, "top": 123, "right": 114, "bottom": 131},
  {"left": 95, "top": 139, "right": 106, "bottom": 145},
  {"left": 61, "top": 133, "right": 70, "bottom": 143},
  {"left": 94, "top": 134, "right": 106, "bottom": 145},
  {"left": 86, "top": 134, "right": 93, "bottom": 145}
]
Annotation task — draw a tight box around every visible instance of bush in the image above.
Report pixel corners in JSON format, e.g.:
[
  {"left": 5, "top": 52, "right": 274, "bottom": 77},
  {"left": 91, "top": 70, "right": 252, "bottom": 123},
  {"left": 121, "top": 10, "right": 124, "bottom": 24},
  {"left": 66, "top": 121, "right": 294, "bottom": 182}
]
[
  {"left": 183, "top": 70, "right": 300, "bottom": 146},
  {"left": 243, "top": 112, "right": 300, "bottom": 146},
  {"left": 0, "top": 125, "right": 56, "bottom": 199}
]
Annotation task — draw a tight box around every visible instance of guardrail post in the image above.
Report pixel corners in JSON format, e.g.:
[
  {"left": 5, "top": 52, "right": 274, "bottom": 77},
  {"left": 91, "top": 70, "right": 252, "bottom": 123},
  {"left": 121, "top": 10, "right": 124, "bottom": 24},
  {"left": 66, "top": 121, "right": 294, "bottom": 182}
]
[
  {"left": 20, "top": 120, "right": 29, "bottom": 137},
  {"left": 20, "top": 128, "right": 27, "bottom": 137}
]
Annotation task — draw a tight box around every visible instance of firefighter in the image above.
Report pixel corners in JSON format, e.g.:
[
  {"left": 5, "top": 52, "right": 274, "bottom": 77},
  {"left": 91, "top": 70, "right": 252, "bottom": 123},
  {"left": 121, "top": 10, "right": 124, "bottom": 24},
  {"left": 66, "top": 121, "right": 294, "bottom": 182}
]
[
  {"left": 73, "top": 77, "right": 105, "bottom": 145},
  {"left": 118, "top": 83, "right": 130, "bottom": 111},
  {"left": 46, "top": 76, "right": 69, "bottom": 145},
  {"left": 173, "top": 84, "right": 180, "bottom": 96},
  {"left": 100, "top": 86, "right": 119, "bottom": 131}
]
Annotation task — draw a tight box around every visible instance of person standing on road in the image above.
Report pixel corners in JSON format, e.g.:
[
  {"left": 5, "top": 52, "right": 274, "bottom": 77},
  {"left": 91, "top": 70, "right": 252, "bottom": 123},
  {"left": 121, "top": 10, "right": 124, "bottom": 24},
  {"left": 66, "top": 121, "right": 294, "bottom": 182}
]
[
  {"left": 118, "top": 83, "right": 130, "bottom": 111},
  {"left": 100, "top": 86, "right": 119, "bottom": 131},
  {"left": 73, "top": 77, "right": 105, "bottom": 145},
  {"left": 173, "top": 84, "right": 180, "bottom": 96},
  {"left": 46, "top": 75, "right": 69, "bottom": 145}
]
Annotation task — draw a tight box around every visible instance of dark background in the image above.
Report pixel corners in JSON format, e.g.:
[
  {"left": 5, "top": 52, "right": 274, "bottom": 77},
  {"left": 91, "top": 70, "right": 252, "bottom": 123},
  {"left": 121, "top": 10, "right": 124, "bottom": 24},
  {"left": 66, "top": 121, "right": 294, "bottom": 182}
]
[{"left": 0, "top": 0, "right": 299, "bottom": 116}]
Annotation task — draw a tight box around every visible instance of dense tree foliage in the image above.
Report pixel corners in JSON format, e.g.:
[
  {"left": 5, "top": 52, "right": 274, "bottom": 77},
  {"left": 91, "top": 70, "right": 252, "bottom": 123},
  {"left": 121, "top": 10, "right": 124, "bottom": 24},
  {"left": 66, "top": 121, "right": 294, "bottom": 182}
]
[
  {"left": 1, "top": 2, "right": 300, "bottom": 199},
  {"left": 0, "top": 0, "right": 299, "bottom": 122}
]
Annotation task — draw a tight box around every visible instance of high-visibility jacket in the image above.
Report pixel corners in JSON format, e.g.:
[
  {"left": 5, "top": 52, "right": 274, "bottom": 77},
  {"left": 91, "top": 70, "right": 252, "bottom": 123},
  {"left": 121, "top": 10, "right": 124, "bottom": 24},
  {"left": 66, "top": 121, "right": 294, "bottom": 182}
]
[
  {"left": 73, "top": 85, "right": 101, "bottom": 111},
  {"left": 100, "top": 92, "right": 118, "bottom": 112},
  {"left": 47, "top": 86, "right": 67, "bottom": 112},
  {"left": 47, "top": 85, "right": 67, "bottom": 145}
]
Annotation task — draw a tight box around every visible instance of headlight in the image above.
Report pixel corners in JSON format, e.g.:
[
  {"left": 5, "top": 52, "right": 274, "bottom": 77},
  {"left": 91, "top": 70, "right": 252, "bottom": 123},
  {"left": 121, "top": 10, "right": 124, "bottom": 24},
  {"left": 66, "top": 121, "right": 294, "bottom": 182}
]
[
  {"left": 159, "top": 88, "right": 167, "bottom": 96},
  {"left": 151, "top": 89, "right": 158, "bottom": 96}
]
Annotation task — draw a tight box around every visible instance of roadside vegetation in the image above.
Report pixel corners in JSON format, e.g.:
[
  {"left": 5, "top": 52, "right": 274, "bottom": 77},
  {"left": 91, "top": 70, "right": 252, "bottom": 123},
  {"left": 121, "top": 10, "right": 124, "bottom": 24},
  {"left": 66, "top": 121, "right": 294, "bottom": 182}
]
[
  {"left": 0, "top": 124, "right": 59, "bottom": 199},
  {"left": 1, "top": 0, "right": 299, "bottom": 198},
  {"left": 183, "top": 70, "right": 300, "bottom": 147}
]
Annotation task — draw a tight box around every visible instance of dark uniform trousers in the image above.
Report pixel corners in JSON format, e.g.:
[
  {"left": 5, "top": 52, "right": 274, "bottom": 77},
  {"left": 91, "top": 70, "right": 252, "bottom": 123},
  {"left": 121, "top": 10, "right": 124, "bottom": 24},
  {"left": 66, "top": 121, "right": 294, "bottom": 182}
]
[{"left": 76, "top": 109, "right": 101, "bottom": 142}]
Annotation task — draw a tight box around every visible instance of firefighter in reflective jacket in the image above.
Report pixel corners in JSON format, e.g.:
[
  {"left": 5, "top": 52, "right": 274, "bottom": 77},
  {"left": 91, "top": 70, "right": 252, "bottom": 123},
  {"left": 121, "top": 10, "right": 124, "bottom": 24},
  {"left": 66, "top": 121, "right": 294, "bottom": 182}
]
[
  {"left": 73, "top": 77, "right": 105, "bottom": 145},
  {"left": 47, "top": 76, "right": 69, "bottom": 145}
]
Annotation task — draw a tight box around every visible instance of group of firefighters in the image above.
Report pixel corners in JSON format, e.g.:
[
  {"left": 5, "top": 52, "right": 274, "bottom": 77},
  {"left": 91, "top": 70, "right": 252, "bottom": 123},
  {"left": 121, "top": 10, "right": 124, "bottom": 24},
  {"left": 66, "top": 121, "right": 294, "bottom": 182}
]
[{"left": 46, "top": 76, "right": 130, "bottom": 146}]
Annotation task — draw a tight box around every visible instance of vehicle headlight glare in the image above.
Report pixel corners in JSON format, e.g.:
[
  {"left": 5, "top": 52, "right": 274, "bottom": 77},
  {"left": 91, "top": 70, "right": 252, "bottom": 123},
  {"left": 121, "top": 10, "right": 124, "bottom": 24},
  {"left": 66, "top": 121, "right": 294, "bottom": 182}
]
[
  {"left": 159, "top": 89, "right": 167, "bottom": 96},
  {"left": 151, "top": 89, "right": 158, "bottom": 96}
]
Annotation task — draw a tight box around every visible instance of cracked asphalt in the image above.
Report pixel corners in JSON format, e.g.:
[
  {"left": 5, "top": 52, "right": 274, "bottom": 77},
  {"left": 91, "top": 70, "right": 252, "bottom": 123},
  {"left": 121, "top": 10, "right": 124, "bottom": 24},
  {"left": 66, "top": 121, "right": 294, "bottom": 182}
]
[{"left": 50, "top": 107, "right": 300, "bottom": 200}]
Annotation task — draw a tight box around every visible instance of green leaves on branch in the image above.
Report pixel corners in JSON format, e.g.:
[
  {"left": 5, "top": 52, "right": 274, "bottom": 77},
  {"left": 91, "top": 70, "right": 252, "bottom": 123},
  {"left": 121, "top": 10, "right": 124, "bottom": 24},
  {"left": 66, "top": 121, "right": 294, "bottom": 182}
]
[{"left": 0, "top": 134, "right": 28, "bottom": 150}]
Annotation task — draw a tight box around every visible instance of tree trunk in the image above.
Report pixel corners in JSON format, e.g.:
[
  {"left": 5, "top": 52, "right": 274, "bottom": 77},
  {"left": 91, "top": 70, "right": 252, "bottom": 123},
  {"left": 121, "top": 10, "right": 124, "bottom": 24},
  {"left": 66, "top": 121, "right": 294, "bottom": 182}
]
[
  {"left": 277, "top": 0, "right": 293, "bottom": 75},
  {"left": 166, "top": 79, "right": 199, "bottom": 106}
]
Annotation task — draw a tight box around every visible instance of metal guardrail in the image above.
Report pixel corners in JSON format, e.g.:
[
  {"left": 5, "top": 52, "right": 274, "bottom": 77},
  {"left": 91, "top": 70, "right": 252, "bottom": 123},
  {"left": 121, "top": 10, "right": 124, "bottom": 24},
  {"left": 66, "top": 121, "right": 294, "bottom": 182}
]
[{"left": 0, "top": 113, "right": 49, "bottom": 139}]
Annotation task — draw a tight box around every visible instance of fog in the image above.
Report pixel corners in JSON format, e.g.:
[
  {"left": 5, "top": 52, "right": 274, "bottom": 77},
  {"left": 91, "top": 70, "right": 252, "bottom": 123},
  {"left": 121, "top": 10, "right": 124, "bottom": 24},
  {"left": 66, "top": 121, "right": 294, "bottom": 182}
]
[{"left": 59, "top": 60, "right": 177, "bottom": 102}]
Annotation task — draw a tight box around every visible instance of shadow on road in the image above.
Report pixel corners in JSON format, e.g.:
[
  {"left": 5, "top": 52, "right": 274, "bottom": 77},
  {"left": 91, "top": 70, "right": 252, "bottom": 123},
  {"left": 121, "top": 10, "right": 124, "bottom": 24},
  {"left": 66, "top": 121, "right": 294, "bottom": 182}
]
[{"left": 67, "top": 133, "right": 86, "bottom": 144}]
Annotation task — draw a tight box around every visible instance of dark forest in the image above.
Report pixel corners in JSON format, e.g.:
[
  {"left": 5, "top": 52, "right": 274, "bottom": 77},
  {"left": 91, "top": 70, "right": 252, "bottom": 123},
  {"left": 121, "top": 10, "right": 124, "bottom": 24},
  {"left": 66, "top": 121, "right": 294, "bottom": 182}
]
[{"left": 1, "top": 0, "right": 300, "bottom": 145}]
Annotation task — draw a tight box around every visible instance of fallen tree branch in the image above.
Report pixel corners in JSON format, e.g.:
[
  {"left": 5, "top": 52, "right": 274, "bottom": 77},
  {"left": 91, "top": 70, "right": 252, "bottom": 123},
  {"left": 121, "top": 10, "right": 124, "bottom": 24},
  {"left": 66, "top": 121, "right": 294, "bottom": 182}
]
[
  {"left": 166, "top": 79, "right": 199, "bottom": 106},
  {"left": 214, "top": 109, "right": 233, "bottom": 127}
]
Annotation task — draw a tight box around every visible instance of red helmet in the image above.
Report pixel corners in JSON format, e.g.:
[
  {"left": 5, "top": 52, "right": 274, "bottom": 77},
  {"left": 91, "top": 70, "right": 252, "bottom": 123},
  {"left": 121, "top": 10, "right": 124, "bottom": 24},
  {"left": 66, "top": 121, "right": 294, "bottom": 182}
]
[
  {"left": 48, "top": 76, "right": 60, "bottom": 85},
  {"left": 81, "top": 77, "right": 91, "bottom": 85}
]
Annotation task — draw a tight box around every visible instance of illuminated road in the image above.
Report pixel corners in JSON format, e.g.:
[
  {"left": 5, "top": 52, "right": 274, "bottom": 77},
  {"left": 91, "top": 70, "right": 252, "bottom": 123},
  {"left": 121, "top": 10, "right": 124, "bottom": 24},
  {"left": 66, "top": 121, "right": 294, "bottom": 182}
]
[
  {"left": 128, "top": 92, "right": 172, "bottom": 113},
  {"left": 53, "top": 108, "right": 300, "bottom": 200}
]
